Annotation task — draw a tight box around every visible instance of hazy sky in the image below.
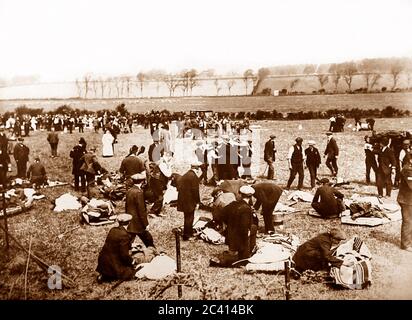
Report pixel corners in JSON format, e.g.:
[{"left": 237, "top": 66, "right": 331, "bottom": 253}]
[{"left": 1, "top": 0, "right": 412, "bottom": 81}]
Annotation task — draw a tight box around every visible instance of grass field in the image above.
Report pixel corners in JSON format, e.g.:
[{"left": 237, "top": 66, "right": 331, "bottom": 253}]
[
  {"left": 1, "top": 92, "right": 412, "bottom": 114},
  {"left": 1, "top": 113, "right": 411, "bottom": 300}
]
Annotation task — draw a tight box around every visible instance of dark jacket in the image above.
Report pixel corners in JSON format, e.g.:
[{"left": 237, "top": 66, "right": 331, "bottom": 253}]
[
  {"left": 221, "top": 200, "right": 254, "bottom": 253},
  {"left": 96, "top": 225, "right": 135, "bottom": 280},
  {"left": 126, "top": 185, "right": 148, "bottom": 234},
  {"left": 13, "top": 143, "right": 30, "bottom": 162},
  {"left": 324, "top": 137, "right": 339, "bottom": 158},
  {"left": 0, "top": 133, "right": 10, "bottom": 166},
  {"left": 27, "top": 162, "right": 46, "bottom": 179},
  {"left": 312, "top": 185, "right": 343, "bottom": 215},
  {"left": 397, "top": 163, "right": 412, "bottom": 205},
  {"left": 119, "top": 155, "right": 145, "bottom": 178},
  {"left": 177, "top": 170, "right": 200, "bottom": 213},
  {"left": 80, "top": 152, "right": 101, "bottom": 175},
  {"left": 69, "top": 145, "right": 86, "bottom": 175},
  {"left": 148, "top": 142, "right": 164, "bottom": 162},
  {"left": 216, "top": 179, "right": 247, "bottom": 200},
  {"left": 378, "top": 146, "right": 397, "bottom": 175},
  {"left": 252, "top": 182, "right": 283, "bottom": 211},
  {"left": 47, "top": 132, "right": 59, "bottom": 144},
  {"left": 305, "top": 146, "right": 321, "bottom": 168},
  {"left": 292, "top": 232, "right": 343, "bottom": 272},
  {"left": 264, "top": 139, "right": 276, "bottom": 162}
]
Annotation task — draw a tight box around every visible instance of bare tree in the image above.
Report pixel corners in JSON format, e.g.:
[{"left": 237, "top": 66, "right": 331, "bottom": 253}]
[
  {"left": 289, "top": 78, "right": 300, "bottom": 92},
  {"left": 122, "top": 76, "right": 131, "bottom": 97},
  {"left": 137, "top": 72, "right": 145, "bottom": 97},
  {"left": 226, "top": 79, "right": 236, "bottom": 96},
  {"left": 390, "top": 59, "right": 404, "bottom": 90},
  {"left": 243, "top": 69, "right": 254, "bottom": 95},
  {"left": 328, "top": 63, "right": 342, "bottom": 93},
  {"left": 91, "top": 79, "right": 99, "bottom": 98},
  {"left": 114, "top": 77, "right": 122, "bottom": 98},
  {"left": 99, "top": 77, "right": 106, "bottom": 98},
  {"left": 106, "top": 78, "right": 112, "bottom": 98},
  {"left": 187, "top": 69, "right": 198, "bottom": 96},
  {"left": 316, "top": 74, "right": 329, "bottom": 91},
  {"left": 214, "top": 79, "right": 222, "bottom": 96},
  {"left": 163, "top": 74, "right": 179, "bottom": 97},
  {"left": 303, "top": 64, "right": 316, "bottom": 74},
  {"left": 341, "top": 62, "right": 357, "bottom": 92},
  {"left": 358, "top": 59, "right": 381, "bottom": 92},
  {"left": 252, "top": 68, "right": 270, "bottom": 95},
  {"left": 83, "top": 74, "right": 92, "bottom": 98},
  {"left": 75, "top": 79, "right": 82, "bottom": 98}
]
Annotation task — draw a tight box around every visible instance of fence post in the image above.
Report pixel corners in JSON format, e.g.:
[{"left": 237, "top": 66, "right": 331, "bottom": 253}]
[
  {"left": 173, "top": 228, "right": 182, "bottom": 299},
  {"left": 284, "top": 260, "right": 291, "bottom": 300}
]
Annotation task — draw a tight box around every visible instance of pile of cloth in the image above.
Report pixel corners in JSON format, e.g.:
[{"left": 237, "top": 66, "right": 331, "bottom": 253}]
[
  {"left": 329, "top": 236, "right": 372, "bottom": 289},
  {"left": 0, "top": 187, "right": 39, "bottom": 217},
  {"left": 341, "top": 195, "right": 402, "bottom": 227},
  {"left": 135, "top": 254, "right": 176, "bottom": 280},
  {"left": 287, "top": 190, "right": 313, "bottom": 203},
  {"left": 98, "top": 174, "right": 127, "bottom": 201},
  {"left": 53, "top": 193, "right": 82, "bottom": 212},
  {"left": 245, "top": 233, "right": 300, "bottom": 272},
  {"left": 80, "top": 198, "right": 116, "bottom": 226},
  {"left": 274, "top": 202, "right": 297, "bottom": 214},
  {"left": 192, "top": 216, "right": 225, "bottom": 245},
  {"left": 163, "top": 183, "right": 178, "bottom": 205}
]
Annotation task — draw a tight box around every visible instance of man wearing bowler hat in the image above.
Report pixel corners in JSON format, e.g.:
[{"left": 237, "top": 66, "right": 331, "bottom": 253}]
[
  {"left": 305, "top": 140, "right": 321, "bottom": 189},
  {"left": 286, "top": 137, "right": 306, "bottom": 190},
  {"left": 324, "top": 132, "right": 339, "bottom": 177},
  {"left": 13, "top": 137, "right": 30, "bottom": 179},
  {"left": 264, "top": 134, "right": 277, "bottom": 180}
]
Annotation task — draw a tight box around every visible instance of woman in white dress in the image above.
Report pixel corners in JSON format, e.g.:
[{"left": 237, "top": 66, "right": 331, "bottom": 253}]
[{"left": 102, "top": 129, "right": 114, "bottom": 157}]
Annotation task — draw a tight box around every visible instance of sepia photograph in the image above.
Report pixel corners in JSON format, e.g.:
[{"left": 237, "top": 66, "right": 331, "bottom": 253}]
[{"left": 0, "top": 0, "right": 411, "bottom": 306}]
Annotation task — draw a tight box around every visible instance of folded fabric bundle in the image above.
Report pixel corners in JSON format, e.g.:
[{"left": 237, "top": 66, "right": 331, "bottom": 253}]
[
  {"left": 274, "top": 202, "right": 296, "bottom": 213},
  {"left": 80, "top": 198, "right": 115, "bottom": 225},
  {"left": 135, "top": 254, "right": 176, "bottom": 280},
  {"left": 163, "top": 184, "right": 178, "bottom": 205},
  {"left": 54, "top": 193, "right": 82, "bottom": 212},
  {"left": 287, "top": 191, "right": 313, "bottom": 202}
]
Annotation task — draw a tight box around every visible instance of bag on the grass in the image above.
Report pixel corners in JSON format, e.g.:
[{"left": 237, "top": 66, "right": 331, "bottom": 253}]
[{"left": 329, "top": 236, "right": 372, "bottom": 290}]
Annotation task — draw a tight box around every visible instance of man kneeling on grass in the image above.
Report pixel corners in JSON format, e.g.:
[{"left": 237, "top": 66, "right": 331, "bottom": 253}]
[
  {"left": 96, "top": 214, "right": 136, "bottom": 283},
  {"left": 311, "top": 178, "right": 345, "bottom": 219},
  {"left": 292, "top": 228, "right": 348, "bottom": 276}
]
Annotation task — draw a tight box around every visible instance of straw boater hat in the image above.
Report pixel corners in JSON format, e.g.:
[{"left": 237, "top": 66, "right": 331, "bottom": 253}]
[
  {"left": 239, "top": 185, "right": 255, "bottom": 196},
  {"left": 191, "top": 160, "right": 203, "bottom": 169},
  {"left": 270, "top": 134, "right": 276, "bottom": 139},
  {"left": 326, "top": 132, "right": 333, "bottom": 136},
  {"left": 308, "top": 140, "right": 316, "bottom": 145},
  {"left": 159, "top": 162, "right": 172, "bottom": 178},
  {"left": 131, "top": 172, "right": 146, "bottom": 182}
]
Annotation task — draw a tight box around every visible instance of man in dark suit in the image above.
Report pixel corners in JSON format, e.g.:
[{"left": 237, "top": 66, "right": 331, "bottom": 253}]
[
  {"left": 148, "top": 138, "right": 164, "bottom": 163},
  {"left": 364, "top": 135, "right": 378, "bottom": 185},
  {"left": 126, "top": 173, "right": 155, "bottom": 248},
  {"left": 305, "top": 140, "right": 321, "bottom": 188},
  {"left": 69, "top": 140, "right": 87, "bottom": 192},
  {"left": 148, "top": 162, "right": 171, "bottom": 217},
  {"left": 119, "top": 145, "right": 146, "bottom": 180},
  {"left": 0, "top": 125, "right": 11, "bottom": 189},
  {"left": 220, "top": 185, "right": 258, "bottom": 262},
  {"left": 27, "top": 157, "right": 47, "bottom": 188},
  {"left": 397, "top": 153, "right": 412, "bottom": 252},
  {"left": 286, "top": 137, "right": 305, "bottom": 190},
  {"left": 96, "top": 213, "right": 136, "bottom": 282},
  {"left": 377, "top": 137, "right": 397, "bottom": 197},
  {"left": 264, "top": 135, "right": 277, "bottom": 179},
  {"left": 177, "top": 162, "right": 202, "bottom": 240},
  {"left": 13, "top": 137, "right": 30, "bottom": 178},
  {"left": 252, "top": 182, "right": 283, "bottom": 233},
  {"left": 324, "top": 132, "right": 339, "bottom": 176},
  {"left": 292, "top": 228, "right": 346, "bottom": 273},
  {"left": 47, "top": 127, "right": 59, "bottom": 158},
  {"left": 311, "top": 178, "right": 344, "bottom": 219}
]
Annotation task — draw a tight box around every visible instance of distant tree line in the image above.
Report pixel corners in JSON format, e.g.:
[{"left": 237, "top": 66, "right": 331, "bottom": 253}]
[{"left": 2, "top": 105, "right": 409, "bottom": 123}]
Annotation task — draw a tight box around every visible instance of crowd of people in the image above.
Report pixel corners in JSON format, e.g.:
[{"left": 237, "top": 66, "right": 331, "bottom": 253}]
[{"left": 0, "top": 108, "right": 411, "bottom": 286}]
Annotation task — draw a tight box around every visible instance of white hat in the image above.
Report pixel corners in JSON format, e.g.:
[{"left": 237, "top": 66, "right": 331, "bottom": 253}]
[
  {"left": 117, "top": 213, "right": 132, "bottom": 223},
  {"left": 239, "top": 185, "right": 255, "bottom": 196},
  {"left": 191, "top": 160, "right": 203, "bottom": 168},
  {"left": 308, "top": 140, "right": 316, "bottom": 145},
  {"left": 159, "top": 162, "right": 172, "bottom": 178},
  {"left": 131, "top": 172, "right": 146, "bottom": 181}
]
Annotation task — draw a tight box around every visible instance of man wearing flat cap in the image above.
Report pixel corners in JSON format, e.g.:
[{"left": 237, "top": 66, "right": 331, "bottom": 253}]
[
  {"left": 397, "top": 153, "right": 412, "bottom": 252},
  {"left": 324, "top": 132, "right": 339, "bottom": 177},
  {"left": 126, "top": 173, "right": 155, "bottom": 248},
  {"left": 264, "top": 134, "right": 277, "bottom": 180},
  {"left": 311, "top": 178, "right": 344, "bottom": 219},
  {"left": 177, "top": 161, "right": 202, "bottom": 240},
  {"left": 96, "top": 213, "right": 136, "bottom": 282},
  {"left": 119, "top": 145, "right": 146, "bottom": 181},
  {"left": 286, "top": 137, "right": 306, "bottom": 190},
  {"left": 27, "top": 157, "right": 47, "bottom": 189},
  {"left": 219, "top": 185, "right": 258, "bottom": 264},
  {"left": 305, "top": 140, "right": 321, "bottom": 189},
  {"left": 69, "top": 139, "right": 87, "bottom": 192},
  {"left": 13, "top": 137, "right": 30, "bottom": 179},
  {"left": 292, "top": 228, "right": 347, "bottom": 274}
]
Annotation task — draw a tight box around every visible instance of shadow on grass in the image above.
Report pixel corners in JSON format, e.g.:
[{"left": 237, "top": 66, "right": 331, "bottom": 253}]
[{"left": 370, "top": 230, "right": 400, "bottom": 247}]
